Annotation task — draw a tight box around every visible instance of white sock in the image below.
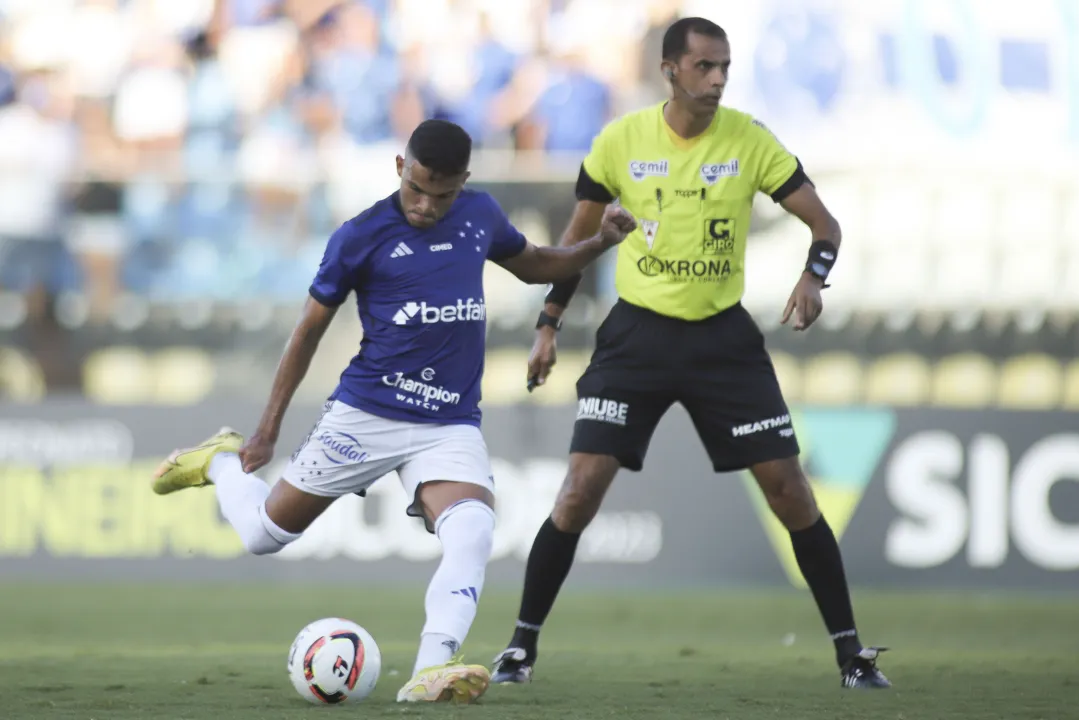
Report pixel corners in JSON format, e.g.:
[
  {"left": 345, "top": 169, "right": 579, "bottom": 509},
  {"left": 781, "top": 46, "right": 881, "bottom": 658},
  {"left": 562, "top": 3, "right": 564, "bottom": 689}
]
[
  {"left": 412, "top": 500, "right": 496, "bottom": 675},
  {"left": 209, "top": 452, "right": 300, "bottom": 555}
]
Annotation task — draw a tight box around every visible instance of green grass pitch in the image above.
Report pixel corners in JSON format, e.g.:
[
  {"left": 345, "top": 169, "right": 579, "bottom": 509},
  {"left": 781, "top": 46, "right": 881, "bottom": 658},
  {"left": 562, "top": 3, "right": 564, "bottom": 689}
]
[{"left": 0, "top": 583, "right": 1074, "bottom": 719}]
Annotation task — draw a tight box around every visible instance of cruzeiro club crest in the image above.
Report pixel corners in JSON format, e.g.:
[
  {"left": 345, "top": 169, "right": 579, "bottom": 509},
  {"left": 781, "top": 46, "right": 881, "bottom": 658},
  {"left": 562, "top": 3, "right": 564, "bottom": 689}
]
[{"left": 739, "top": 409, "right": 896, "bottom": 587}]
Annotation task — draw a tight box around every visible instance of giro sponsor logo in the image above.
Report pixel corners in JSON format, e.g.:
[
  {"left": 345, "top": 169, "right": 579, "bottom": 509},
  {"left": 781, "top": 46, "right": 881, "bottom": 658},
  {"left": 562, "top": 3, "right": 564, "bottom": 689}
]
[
  {"left": 276, "top": 459, "right": 663, "bottom": 563},
  {"left": 382, "top": 370, "right": 461, "bottom": 410},
  {"left": 392, "top": 298, "right": 486, "bottom": 326},
  {"left": 636, "top": 255, "right": 731, "bottom": 281},
  {"left": 577, "top": 397, "right": 629, "bottom": 426},
  {"left": 731, "top": 414, "right": 791, "bottom": 437},
  {"left": 704, "top": 218, "right": 736, "bottom": 255},
  {"left": 628, "top": 159, "right": 669, "bottom": 181},
  {"left": 317, "top": 430, "right": 369, "bottom": 465}
]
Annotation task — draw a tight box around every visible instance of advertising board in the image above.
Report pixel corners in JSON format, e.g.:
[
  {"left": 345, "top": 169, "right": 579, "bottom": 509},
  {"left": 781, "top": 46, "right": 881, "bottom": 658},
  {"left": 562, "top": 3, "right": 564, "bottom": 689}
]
[{"left": 0, "top": 401, "right": 1076, "bottom": 590}]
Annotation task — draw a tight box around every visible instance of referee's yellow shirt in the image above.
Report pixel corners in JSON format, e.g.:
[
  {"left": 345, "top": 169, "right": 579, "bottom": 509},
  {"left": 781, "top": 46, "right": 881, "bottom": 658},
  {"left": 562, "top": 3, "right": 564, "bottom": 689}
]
[{"left": 577, "top": 102, "right": 808, "bottom": 321}]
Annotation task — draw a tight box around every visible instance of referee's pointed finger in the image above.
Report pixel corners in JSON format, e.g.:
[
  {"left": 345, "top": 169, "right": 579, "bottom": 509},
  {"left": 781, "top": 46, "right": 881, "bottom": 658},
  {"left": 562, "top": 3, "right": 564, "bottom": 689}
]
[{"left": 781, "top": 294, "right": 796, "bottom": 324}]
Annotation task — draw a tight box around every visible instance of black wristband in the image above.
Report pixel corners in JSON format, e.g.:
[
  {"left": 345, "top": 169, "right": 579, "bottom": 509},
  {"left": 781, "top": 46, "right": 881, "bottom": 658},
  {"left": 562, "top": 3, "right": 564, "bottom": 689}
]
[
  {"left": 804, "top": 240, "right": 838, "bottom": 287},
  {"left": 535, "top": 311, "right": 562, "bottom": 331},
  {"left": 544, "top": 273, "right": 582, "bottom": 308}
]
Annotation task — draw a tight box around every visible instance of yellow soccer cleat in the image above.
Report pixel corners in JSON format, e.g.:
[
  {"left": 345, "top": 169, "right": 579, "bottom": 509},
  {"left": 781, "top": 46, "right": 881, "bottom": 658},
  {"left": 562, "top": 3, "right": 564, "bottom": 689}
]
[
  {"left": 151, "top": 427, "right": 243, "bottom": 495},
  {"left": 395, "top": 659, "right": 491, "bottom": 704}
]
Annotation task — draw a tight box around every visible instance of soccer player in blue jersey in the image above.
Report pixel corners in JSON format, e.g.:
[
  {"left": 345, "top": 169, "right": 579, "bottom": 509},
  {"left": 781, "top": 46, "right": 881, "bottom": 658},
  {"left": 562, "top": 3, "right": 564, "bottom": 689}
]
[{"left": 150, "top": 119, "right": 637, "bottom": 705}]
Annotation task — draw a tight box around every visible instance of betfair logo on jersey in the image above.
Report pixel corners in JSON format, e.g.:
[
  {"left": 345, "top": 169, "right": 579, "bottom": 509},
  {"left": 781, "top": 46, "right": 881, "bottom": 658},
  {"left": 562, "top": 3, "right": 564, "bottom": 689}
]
[
  {"left": 700, "top": 160, "right": 739, "bottom": 185},
  {"left": 628, "top": 160, "right": 669, "bottom": 181},
  {"left": 636, "top": 255, "right": 731, "bottom": 282},
  {"left": 392, "top": 298, "right": 486, "bottom": 326},
  {"left": 739, "top": 409, "right": 897, "bottom": 588}
]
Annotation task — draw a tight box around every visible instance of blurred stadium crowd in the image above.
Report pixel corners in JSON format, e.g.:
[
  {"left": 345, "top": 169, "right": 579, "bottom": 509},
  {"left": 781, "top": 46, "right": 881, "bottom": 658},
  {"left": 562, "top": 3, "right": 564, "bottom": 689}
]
[
  {"left": 2, "top": 0, "right": 1078, "bottom": 406},
  {"left": 0, "top": 0, "right": 680, "bottom": 321}
]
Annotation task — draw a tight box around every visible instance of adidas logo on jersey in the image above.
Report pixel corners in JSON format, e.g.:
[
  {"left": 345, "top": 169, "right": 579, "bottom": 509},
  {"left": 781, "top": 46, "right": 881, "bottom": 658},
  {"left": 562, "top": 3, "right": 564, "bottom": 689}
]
[{"left": 390, "top": 242, "right": 414, "bottom": 258}]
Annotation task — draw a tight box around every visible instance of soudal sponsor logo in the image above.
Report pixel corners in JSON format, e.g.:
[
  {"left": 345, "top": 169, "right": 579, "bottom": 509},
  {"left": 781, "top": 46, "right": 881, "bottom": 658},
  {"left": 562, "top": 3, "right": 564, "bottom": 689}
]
[{"left": 318, "top": 430, "right": 370, "bottom": 464}]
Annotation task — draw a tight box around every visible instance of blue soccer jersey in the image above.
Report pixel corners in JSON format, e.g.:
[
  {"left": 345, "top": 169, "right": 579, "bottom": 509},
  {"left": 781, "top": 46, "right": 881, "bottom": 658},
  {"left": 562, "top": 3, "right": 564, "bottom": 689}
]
[{"left": 309, "top": 189, "right": 527, "bottom": 427}]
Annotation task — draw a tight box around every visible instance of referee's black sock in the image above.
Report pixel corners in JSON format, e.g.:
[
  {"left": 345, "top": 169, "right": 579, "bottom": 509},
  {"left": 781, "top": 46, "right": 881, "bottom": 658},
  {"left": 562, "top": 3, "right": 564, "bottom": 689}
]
[
  {"left": 789, "top": 514, "right": 862, "bottom": 667},
  {"left": 509, "top": 517, "right": 581, "bottom": 660}
]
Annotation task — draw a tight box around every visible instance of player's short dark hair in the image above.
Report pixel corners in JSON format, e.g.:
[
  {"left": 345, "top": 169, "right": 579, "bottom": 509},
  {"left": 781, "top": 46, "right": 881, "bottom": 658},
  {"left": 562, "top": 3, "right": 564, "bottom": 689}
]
[
  {"left": 662, "top": 17, "right": 728, "bottom": 61},
  {"left": 406, "top": 119, "right": 472, "bottom": 178}
]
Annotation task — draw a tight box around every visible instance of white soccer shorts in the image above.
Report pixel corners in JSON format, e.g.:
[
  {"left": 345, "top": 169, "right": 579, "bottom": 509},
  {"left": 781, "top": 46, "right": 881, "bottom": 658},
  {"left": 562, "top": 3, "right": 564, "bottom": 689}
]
[{"left": 281, "top": 400, "right": 495, "bottom": 531}]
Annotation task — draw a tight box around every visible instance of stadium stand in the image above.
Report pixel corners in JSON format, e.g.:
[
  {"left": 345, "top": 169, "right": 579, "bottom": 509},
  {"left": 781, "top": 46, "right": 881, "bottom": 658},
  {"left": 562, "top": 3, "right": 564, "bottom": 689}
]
[
  {"left": 864, "top": 354, "right": 932, "bottom": 408},
  {"left": 930, "top": 354, "right": 999, "bottom": 409},
  {"left": 0, "top": 1, "right": 1074, "bottom": 403}
]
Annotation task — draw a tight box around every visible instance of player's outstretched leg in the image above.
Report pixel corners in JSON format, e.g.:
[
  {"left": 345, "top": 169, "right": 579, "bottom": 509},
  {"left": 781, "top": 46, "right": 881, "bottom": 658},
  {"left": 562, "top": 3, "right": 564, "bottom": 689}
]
[
  {"left": 750, "top": 456, "right": 890, "bottom": 689},
  {"left": 492, "top": 453, "right": 620, "bottom": 684},
  {"left": 152, "top": 430, "right": 324, "bottom": 556},
  {"left": 397, "top": 482, "right": 495, "bottom": 704}
]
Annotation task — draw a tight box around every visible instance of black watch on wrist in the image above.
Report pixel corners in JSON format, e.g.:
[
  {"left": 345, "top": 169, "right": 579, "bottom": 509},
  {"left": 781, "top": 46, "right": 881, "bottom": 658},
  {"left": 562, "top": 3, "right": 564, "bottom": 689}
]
[{"left": 536, "top": 311, "right": 562, "bottom": 331}]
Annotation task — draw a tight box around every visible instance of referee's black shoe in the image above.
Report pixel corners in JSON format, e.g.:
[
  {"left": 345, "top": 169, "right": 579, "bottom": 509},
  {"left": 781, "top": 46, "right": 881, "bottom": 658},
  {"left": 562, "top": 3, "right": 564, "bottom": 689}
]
[
  {"left": 490, "top": 647, "right": 534, "bottom": 684},
  {"left": 841, "top": 647, "right": 891, "bottom": 689}
]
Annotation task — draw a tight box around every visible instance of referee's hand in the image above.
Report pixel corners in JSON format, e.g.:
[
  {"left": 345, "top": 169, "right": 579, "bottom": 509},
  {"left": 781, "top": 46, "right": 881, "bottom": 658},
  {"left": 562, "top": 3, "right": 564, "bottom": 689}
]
[
  {"left": 781, "top": 272, "right": 825, "bottom": 331},
  {"left": 527, "top": 327, "right": 558, "bottom": 392},
  {"left": 599, "top": 206, "right": 637, "bottom": 248}
]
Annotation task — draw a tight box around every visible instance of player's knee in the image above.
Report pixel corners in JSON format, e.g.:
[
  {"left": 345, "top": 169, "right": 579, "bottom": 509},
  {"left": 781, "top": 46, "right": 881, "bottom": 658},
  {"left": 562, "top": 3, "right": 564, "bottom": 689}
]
[
  {"left": 435, "top": 499, "right": 495, "bottom": 561},
  {"left": 551, "top": 491, "right": 600, "bottom": 533},
  {"left": 763, "top": 473, "right": 818, "bottom": 529},
  {"left": 243, "top": 504, "right": 302, "bottom": 556},
  {"left": 551, "top": 460, "right": 617, "bottom": 533}
]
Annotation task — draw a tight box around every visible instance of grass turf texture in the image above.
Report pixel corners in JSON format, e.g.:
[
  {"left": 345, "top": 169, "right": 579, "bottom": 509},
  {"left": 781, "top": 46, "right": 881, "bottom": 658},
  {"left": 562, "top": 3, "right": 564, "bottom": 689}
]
[{"left": 0, "top": 584, "right": 1073, "bottom": 719}]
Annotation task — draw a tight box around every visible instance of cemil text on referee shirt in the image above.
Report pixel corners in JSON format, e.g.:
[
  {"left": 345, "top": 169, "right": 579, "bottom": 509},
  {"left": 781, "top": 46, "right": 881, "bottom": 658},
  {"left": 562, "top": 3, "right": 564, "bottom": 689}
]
[{"left": 579, "top": 102, "right": 807, "bottom": 321}]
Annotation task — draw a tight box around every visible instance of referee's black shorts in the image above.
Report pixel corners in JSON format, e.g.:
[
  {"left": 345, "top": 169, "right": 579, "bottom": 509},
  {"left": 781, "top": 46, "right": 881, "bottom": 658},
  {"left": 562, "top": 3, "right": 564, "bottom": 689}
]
[{"left": 570, "top": 299, "right": 799, "bottom": 472}]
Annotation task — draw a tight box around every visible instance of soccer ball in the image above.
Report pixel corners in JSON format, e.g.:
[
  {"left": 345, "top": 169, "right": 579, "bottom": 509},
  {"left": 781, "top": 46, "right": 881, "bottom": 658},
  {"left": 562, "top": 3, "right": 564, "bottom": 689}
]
[{"left": 287, "top": 617, "right": 381, "bottom": 704}]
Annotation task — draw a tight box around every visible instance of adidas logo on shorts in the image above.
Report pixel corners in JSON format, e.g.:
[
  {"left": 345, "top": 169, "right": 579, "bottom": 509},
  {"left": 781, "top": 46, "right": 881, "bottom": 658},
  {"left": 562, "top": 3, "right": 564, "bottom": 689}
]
[{"left": 390, "top": 242, "right": 414, "bottom": 258}]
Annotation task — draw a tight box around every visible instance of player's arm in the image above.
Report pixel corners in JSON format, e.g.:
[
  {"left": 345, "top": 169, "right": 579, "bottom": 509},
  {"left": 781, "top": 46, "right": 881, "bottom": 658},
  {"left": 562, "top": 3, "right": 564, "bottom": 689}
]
[
  {"left": 532, "top": 199, "right": 607, "bottom": 321},
  {"left": 245, "top": 296, "right": 338, "bottom": 470},
  {"left": 241, "top": 222, "right": 361, "bottom": 472},
  {"left": 754, "top": 120, "right": 841, "bottom": 330},
  {"left": 518, "top": 120, "right": 621, "bottom": 390},
  {"left": 511, "top": 202, "right": 607, "bottom": 394},
  {"left": 534, "top": 156, "right": 620, "bottom": 322},
  {"left": 496, "top": 204, "right": 635, "bottom": 285},
  {"left": 772, "top": 174, "right": 842, "bottom": 331},
  {"left": 779, "top": 180, "right": 843, "bottom": 283}
]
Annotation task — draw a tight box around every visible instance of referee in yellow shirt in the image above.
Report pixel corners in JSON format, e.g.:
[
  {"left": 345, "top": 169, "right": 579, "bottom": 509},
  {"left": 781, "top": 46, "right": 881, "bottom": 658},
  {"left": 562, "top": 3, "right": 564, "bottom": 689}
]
[{"left": 492, "top": 17, "right": 889, "bottom": 690}]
